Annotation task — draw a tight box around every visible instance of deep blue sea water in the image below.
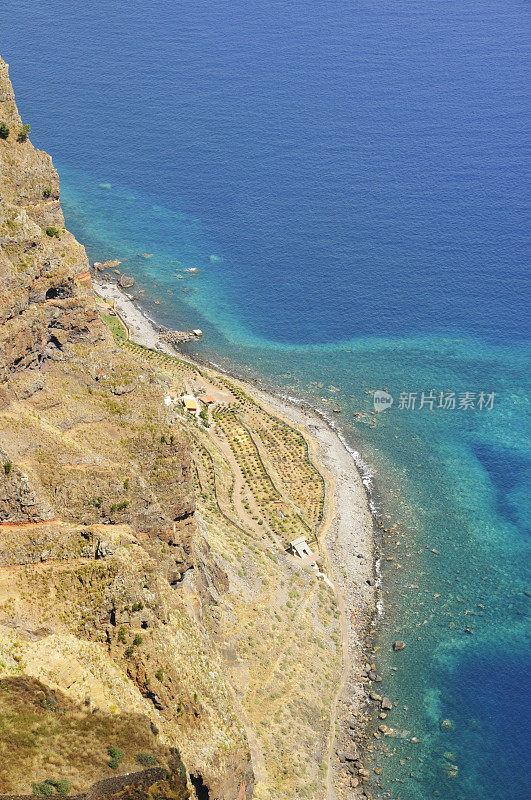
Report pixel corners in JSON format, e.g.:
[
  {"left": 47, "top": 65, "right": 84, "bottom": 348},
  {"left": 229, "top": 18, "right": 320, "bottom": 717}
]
[{"left": 2, "top": 2, "right": 529, "bottom": 798}]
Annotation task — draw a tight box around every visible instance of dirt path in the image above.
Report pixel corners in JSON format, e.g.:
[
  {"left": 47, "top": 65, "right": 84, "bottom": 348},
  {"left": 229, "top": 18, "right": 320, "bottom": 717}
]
[
  {"left": 246, "top": 582, "right": 318, "bottom": 708},
  {"left": 226, "top": 684, "right": 268, "bottom": 789}
]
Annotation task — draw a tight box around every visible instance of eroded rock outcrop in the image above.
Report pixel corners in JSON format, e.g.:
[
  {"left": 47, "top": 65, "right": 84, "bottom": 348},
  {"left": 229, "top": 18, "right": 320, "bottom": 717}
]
[{"left": 0, "top": 59, "right": 101, "bottom": 379}]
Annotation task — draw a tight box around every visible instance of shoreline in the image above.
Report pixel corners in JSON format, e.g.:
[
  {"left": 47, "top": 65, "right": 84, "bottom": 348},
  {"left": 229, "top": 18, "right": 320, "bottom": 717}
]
[{"left": 92, "top": 274, "right": 379, "bottom": 799}]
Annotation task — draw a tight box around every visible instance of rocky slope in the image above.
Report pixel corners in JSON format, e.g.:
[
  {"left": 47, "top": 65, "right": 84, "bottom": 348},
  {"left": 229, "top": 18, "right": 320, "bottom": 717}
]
[{"left": 0, "top": 56, "right": 253, "bottom": 799}]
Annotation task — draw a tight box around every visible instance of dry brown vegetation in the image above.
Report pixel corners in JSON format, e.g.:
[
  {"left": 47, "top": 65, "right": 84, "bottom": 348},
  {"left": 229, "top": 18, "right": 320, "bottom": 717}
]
[{"left": 0, "top": 676, "right": 173, "bottom": 794}]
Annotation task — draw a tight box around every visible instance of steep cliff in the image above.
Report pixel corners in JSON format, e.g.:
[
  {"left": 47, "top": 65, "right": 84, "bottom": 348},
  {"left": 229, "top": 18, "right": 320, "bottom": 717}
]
[{"left": 0, "top": 56, "right": 253, "bottom": 799}]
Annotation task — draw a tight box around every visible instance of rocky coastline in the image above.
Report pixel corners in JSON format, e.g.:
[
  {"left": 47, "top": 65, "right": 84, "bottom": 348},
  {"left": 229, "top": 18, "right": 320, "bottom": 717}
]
[{"left": 91, "top": 275, "right": 382, "bottom": 800}]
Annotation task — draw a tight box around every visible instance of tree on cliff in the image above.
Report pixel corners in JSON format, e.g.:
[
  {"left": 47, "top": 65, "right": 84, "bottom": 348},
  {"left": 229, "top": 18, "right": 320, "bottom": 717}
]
[{"left": 17, "top": 122, "right": 30, "bottom": 142}]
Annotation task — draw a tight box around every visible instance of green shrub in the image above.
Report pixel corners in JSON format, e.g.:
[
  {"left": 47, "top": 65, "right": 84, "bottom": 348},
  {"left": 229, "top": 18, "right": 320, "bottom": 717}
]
[
  {"left": 45, "top": 226, "right": 60, "bottom": 239},
  {"left": 131, "top": 601, "right": 143, "bottom": 612},
  {"left": 136, "top": 752, "right": 158, "bottom": 767},
  {"left": 43, "top": 186, "right": 52, "bottom": 198},
  {"left": 132, "top": 634, "right": 142, "bottom": 646},
  {"left": 4, "top": 461, "right": 12, "bottom": 476},
  {"left": 155, "top": 668, "right": 163, "bottom": 681},
  {"left": 107, "top": 745, "right": 124, "bottom": 770},
  {"left": 40, "top": 779, "right": 70, "bottom": 796},
  {"left": 32, "top": 783, "right": 54, "bottom": 797},
  {"left": 18, "top": 122, "right": 30, "bottom": 142},
  {"left": 55, "top": 780, "right": 71, "bottom": 796},
  {"left": 117, "top": 626, "right": 126, "bottom": 644},
  {"left": 0, "top": 122, "right": 9, "bottom": 139}
]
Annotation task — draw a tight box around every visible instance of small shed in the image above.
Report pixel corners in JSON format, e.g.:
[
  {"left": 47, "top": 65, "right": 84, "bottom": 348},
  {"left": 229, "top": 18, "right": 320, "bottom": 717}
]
[
  {"left": 199, "top": 395, "right": 215, "bottom": 405},
  {"left": 182, "top": 396, "right": 199, "bottom": 413},
  {"left": 288, "top": 536, "right": 314, "bottom": 559}
]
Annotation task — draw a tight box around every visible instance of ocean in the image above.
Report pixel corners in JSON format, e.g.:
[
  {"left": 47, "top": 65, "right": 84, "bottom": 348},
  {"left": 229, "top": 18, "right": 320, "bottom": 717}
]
[{"left": 2, "top": 1, "right": 529, "bottom": 797}]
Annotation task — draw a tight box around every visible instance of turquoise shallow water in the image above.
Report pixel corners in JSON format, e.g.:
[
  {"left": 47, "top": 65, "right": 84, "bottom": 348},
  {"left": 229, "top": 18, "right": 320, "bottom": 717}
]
[
  {"left": 62, "top": 169, "right": 531, "bottom": 799},
  {"left": 2, "top": 0, "right": 530, "bottom": 797}
]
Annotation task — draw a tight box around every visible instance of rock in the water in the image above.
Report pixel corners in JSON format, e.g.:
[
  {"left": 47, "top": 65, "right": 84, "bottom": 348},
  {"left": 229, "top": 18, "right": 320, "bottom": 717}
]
[
  {"left": 381, "top": 697, "right": 393, "bottom": 711},
  {"left": 393, "top": 640, "right": 405, "bottom": 651},
  {"left": 440, "top": 761, "right": 459, "bottom": 779},
  {"left": 119, "top": 274, "right": 135, "bottom": 288}
]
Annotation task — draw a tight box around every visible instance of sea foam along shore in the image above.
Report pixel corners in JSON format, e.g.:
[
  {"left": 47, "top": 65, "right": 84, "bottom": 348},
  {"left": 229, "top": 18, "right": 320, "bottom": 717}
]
[{"left": 93, "top": 275, "right": 377, "bottom": 799}]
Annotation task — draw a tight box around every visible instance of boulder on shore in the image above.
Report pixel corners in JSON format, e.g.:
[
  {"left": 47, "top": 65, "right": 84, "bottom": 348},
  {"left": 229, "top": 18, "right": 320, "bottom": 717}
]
[{"left": 119, "top": 274, "right": 135, "bottom": 288}]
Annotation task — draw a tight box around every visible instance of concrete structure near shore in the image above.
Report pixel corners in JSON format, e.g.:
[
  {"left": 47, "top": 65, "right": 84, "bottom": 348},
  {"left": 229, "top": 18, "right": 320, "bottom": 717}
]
[
  {"left": 288, "top": 536, "right": 314, "bottom": 559},
  {"left": 288, "top": 536, "right": 319, "bottom": 573}
]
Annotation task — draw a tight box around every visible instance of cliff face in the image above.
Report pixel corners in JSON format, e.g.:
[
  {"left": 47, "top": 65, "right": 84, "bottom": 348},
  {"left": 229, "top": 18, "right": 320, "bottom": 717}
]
[
  {"left": 0, "top": 57, "right": 253, "bottom": 799},
  {"left": 0, "top": 57, "right": 100, "bottom": 378}
]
